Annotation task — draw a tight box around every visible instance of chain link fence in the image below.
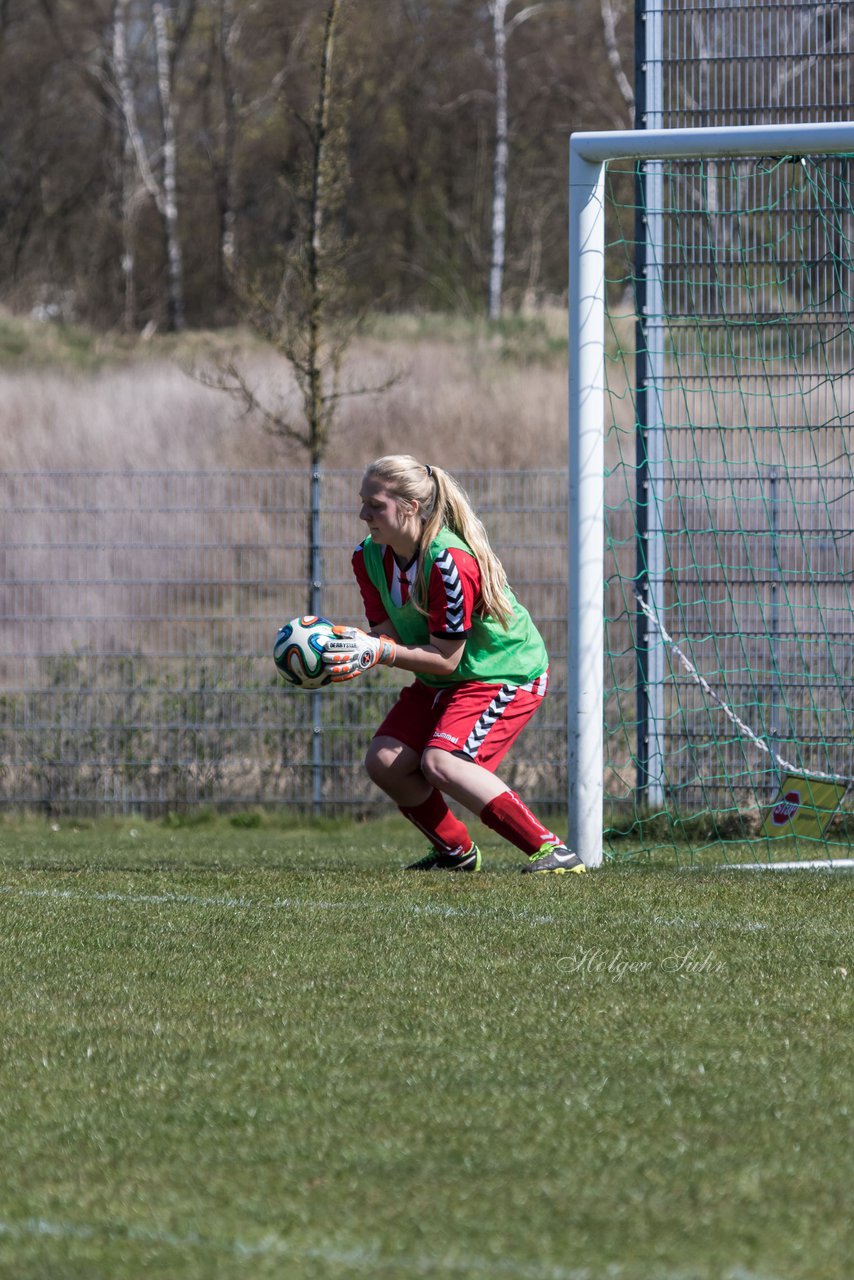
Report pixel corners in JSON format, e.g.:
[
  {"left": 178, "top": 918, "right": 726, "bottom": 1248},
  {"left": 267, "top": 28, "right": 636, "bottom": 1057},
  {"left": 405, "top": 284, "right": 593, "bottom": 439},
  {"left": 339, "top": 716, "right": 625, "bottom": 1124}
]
[
  {"left": 0, "top": 469, "right": 569, "bottom": 816},
  {"left": 648, "top": 0, "right": 853, "bottom": 129},
  {"left": 630, "top": 1, "right": 854, "bottom": 816}
]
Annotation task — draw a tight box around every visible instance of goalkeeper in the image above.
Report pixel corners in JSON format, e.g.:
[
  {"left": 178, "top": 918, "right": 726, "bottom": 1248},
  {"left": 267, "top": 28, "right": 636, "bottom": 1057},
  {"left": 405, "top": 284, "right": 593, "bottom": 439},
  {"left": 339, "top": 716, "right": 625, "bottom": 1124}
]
[{"left": 321, "top": 454, "right": 585, "bottom": 875}]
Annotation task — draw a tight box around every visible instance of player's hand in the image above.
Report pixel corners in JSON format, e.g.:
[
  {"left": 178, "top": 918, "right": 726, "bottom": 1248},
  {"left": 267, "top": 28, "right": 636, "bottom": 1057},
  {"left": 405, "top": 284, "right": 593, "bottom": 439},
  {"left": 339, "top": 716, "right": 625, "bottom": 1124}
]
[{"left": 321, "top": 626, "right": 397, "bottom": 682}]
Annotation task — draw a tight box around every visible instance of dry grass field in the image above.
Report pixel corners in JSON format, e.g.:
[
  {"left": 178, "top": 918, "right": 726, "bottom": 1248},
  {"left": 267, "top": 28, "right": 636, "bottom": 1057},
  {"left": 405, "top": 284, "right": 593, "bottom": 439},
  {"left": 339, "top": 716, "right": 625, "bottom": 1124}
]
[{"left": 0, "top": 306, "right": 573, "bottom": 473}]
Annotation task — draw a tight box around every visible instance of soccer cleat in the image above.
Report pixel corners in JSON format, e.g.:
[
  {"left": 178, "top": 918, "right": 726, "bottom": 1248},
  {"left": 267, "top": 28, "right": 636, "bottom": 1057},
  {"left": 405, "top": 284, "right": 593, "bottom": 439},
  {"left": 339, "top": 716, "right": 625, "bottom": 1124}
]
[
  {"left": 406, "top": 842, "right": 482, "bottom": 872},
  {"left": 521, "top": 841, "right": 586, "bottom": 875}
]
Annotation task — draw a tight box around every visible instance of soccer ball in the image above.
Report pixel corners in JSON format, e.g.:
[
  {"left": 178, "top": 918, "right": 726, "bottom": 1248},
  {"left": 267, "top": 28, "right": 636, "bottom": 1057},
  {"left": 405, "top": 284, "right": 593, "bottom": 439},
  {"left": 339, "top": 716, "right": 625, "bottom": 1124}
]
[{"left": 273, "top": 615, "right": 337, "bottom": 690}]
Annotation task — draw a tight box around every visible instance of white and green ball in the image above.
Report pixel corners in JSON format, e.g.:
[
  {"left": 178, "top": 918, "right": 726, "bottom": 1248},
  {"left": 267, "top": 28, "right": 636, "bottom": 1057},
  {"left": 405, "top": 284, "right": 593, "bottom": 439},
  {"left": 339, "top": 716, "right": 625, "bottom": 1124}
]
[{"left": 273, "top": 616, "right": 337, "bottom": 690}]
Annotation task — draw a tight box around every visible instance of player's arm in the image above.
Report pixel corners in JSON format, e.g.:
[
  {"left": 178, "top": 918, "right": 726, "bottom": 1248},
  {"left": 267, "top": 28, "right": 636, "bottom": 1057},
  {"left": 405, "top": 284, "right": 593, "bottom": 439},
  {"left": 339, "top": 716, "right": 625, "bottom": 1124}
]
[
  {"left": 388, "top": 632, "right": 465, "bottom": 676},
  {"left": 368, "top": 617, "right": 402, "bottom": 644},
  {"left": 322, "top": 626, "right": 464, "bottom": 681},
  {"left": 326, "top": 545, "right": 472, "bottom": 681},
  {"left": 368, "top": 616, "right": 463, "bottom": 674}
]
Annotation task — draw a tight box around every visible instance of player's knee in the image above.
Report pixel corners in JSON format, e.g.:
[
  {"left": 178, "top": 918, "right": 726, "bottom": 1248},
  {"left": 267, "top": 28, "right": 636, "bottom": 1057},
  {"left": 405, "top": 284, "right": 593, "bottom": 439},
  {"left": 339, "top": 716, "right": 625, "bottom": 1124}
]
[
  {"left": 365, "top": 738, "right": 412, "bottom": 786},
  {"left": 420, "top": 746, "right": 457, "bottom": 789},
  {"left": 365, "top": 740, "right": 391, "bottom": 784}
]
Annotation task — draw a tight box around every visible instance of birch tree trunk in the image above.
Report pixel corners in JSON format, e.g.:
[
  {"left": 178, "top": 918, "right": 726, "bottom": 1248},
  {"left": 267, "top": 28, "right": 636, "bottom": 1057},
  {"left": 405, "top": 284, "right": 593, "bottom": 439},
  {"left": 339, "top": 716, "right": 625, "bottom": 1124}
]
[
  {"left": 305, "top": 0, "right": 341, "bottom": 465},
  {"left": 488, "top": 0, "right": 509, "bottom": 321},
  {"left": 600, "top": 0, "right": 634, "bottom": 115},
  {"left": 109, "top": 1, "right": 133, "bottom": 329},
  {"left": 153, "top": 1, "right": 185, "bottom": 331},
  {"left": 120, "top": 129, "right": 137, "bottom": 332},
  {"left": 218, "top": 0, "right": 238, "bottom": 281},
  {"left": 112, "top": 0, "right": 149, "bottom": 331},
  {"left": 111, "top": 0, "right": 188, "bottom": 332},
  {"left": 487, "top": 2, "right": 547, "bottom": 320}
]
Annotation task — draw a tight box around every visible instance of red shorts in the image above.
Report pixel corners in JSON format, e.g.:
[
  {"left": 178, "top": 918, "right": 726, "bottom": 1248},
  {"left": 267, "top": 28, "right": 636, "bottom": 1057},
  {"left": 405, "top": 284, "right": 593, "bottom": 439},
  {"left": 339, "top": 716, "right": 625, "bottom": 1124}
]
[{"left": 374, "top": 670, "right": 549, "bottom": 773}]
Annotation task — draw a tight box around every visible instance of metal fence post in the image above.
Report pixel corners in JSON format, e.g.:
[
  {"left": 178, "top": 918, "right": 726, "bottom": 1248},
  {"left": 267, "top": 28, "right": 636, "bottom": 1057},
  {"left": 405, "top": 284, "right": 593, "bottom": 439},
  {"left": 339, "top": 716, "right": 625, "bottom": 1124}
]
[{"left": 310, "top": 466, "right": 324, "bottom": 814}]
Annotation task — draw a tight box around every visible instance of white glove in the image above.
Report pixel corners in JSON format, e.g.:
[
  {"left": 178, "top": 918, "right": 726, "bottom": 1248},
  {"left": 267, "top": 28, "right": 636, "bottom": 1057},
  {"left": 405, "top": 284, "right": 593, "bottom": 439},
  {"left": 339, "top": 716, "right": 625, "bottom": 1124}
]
[{"left": 321, "top": 625, "right": 397, "bottom": 682}]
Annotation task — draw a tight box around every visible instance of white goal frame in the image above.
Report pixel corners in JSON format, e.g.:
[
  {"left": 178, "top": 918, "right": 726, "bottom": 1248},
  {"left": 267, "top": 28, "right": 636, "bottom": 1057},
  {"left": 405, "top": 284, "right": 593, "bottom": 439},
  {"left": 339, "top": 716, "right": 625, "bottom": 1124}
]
[{"left": 567, "top": 120, "right": 854, "bottom": 868}]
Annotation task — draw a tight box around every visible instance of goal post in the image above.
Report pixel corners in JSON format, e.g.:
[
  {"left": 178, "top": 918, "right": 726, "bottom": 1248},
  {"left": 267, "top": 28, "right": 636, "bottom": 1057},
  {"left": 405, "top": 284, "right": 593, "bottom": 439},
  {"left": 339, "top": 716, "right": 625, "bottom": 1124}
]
[{"left": 567, "top": 121, "right": 854, "bottom": 869}]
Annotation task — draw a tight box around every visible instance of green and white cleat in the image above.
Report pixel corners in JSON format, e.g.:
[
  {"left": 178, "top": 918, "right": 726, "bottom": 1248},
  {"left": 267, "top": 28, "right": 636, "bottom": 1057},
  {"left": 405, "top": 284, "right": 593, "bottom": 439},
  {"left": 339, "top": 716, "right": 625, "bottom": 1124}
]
[
  {"left": 522, "top": 842, "right": 586, "bottom": 875},
  {"left": 406, "top": 843, "right": 482, "bottom": 872}
]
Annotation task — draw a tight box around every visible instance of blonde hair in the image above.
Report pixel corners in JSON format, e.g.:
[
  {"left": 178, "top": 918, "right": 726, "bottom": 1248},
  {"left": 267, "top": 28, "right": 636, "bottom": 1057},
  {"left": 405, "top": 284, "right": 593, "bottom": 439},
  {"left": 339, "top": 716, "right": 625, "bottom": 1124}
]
[{"left": 363, "top": 454, "right": 513, "bottom": 626}]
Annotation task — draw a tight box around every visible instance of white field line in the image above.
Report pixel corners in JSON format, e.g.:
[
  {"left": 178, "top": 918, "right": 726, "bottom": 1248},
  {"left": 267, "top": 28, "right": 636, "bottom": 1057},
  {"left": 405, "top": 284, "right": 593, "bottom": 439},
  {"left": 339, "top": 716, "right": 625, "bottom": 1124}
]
[
  {"left": 0, "top": 881, "right": 849, "bottom": 939},
  {"left": 0, "top": 1214, "right": 591, "bottom": 1279},
  {"left": 0, "top": 884, "right": 559, "bottom": 926},
  {"left": 2, "top": 1213, "right": 589, "bottom": 1278},
  {"left": 720, "top": 859, "right": 854, "bottom": 872},
  {"left": 0, "top": 1215, "right": 785, "bottom": 1280}
]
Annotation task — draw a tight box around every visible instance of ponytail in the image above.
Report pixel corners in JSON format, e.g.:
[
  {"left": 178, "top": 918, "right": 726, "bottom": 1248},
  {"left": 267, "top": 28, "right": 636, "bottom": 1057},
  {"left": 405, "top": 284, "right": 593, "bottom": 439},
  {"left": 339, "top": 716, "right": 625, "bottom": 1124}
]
[{"left": 363, "top": 454, "right": 513, "bottom": 626}]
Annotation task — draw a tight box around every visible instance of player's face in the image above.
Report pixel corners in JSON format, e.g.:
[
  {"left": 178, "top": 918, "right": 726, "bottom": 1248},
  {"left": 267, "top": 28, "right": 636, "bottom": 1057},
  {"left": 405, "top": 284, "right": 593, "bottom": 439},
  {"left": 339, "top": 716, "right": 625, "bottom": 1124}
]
[{"left": 359, "top": 477, "right": 420, "bottom": 552}]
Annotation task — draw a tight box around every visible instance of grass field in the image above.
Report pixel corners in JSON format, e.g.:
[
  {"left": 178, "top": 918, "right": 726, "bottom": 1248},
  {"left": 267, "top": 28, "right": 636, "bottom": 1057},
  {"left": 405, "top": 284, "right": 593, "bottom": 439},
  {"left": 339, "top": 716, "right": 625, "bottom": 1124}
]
[{"left": 0, "top": 814, "right": 850, "bottom": 1280}]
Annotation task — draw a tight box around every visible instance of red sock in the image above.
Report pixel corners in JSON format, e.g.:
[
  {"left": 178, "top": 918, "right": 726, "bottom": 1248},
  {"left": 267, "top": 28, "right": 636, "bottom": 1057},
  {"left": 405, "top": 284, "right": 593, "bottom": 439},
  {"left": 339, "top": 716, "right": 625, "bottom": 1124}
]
[
  {"left": 480, "top": 790, "right": 559, "bottom": 856},
  {"left": 400, "top": 789, "right": 471, "bottom": 854}
]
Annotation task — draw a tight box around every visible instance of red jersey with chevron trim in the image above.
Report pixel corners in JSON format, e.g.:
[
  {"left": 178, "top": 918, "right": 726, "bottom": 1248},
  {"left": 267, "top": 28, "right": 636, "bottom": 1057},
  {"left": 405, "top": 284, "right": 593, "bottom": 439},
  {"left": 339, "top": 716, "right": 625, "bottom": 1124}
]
[
  {"left": 356, "top": 529, "right": 548, "bottom": 688},
  {"left": 352, "top": 542, "right": 478, "bottom": 638}
]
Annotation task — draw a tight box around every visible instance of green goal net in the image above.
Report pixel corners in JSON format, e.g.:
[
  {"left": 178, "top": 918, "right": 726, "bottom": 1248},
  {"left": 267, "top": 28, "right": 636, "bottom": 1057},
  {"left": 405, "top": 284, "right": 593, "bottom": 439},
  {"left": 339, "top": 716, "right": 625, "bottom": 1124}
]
[{"left": 597, "top": 146, "right": 854, "bottom": 866}]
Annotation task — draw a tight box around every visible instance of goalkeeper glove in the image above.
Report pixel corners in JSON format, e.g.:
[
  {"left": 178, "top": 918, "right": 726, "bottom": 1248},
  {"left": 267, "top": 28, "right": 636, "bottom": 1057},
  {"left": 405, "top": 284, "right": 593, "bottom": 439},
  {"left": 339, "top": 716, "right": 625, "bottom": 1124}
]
[{"left": 321, "top": 625, "right": 397, "bottom": 682}]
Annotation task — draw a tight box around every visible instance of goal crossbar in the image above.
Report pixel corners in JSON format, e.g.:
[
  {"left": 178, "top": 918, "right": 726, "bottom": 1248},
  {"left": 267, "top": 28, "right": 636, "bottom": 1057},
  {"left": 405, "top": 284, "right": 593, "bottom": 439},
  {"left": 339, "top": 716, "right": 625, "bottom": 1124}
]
[{"left": 567, "top": 120, "right": 854, "bottom": 868}]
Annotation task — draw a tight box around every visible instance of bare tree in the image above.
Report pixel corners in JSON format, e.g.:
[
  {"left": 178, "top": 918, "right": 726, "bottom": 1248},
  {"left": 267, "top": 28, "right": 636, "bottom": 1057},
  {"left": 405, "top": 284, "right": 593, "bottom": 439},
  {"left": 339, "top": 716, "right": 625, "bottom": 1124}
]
[
  {"left": 200, "top": 0, "right": 393, "bottom": 610},
  {"left": 153, "top": 1, "right": 186, "bottom": 331},
  {"left": 600, "top": 0, "right": 634, "bottom": 117},
  {"left": 216, "top": 0, "right": 238, "bottom": 278},
  {"left": 112, "top": 0, "right": 195, "bottom": 331},
  {"left": 200, "top": 0, "right": 294, "bottom": 309},
  {"left": 213, "top": 0, "right": 346, "bottom": 469},
  {"left": 488, "top": 1, "right": 548, "bottom": 320},
  {"left": 118, "top": 112, "right": 139, "bottom": 332},
  {"left": 1, "top": 0, "right": 653, "bottom": 324}
]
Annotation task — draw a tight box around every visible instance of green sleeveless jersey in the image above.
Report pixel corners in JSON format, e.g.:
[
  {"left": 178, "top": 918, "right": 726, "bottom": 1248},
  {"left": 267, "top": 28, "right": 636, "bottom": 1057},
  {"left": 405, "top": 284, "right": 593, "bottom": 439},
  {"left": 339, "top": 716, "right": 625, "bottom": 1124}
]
[{"left": 360, "top": 529, "right": 548, "bottom": 688}]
